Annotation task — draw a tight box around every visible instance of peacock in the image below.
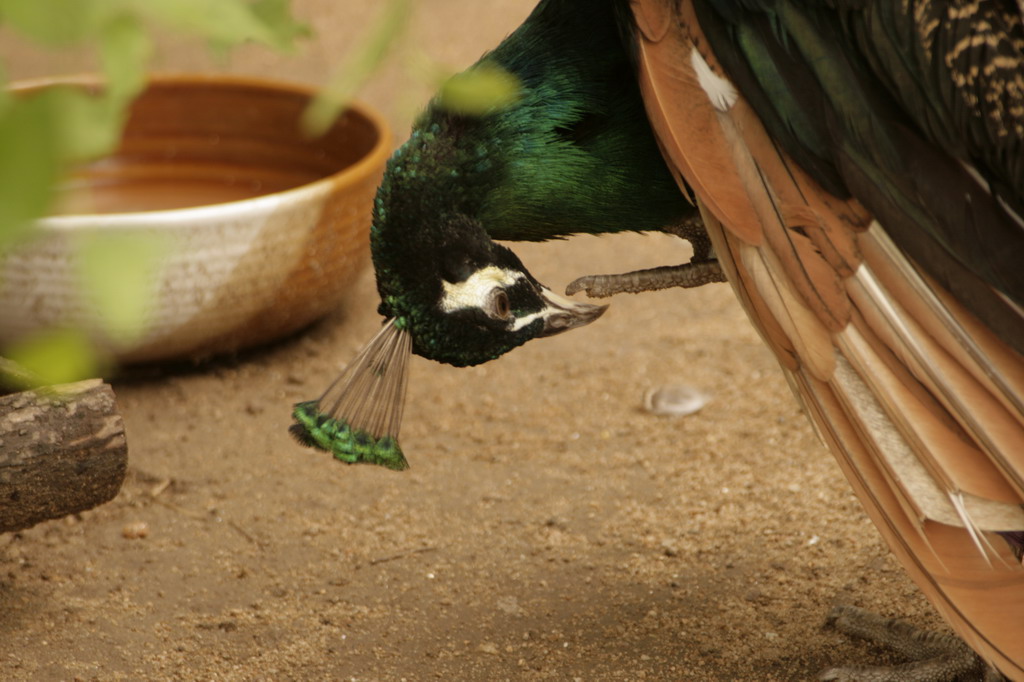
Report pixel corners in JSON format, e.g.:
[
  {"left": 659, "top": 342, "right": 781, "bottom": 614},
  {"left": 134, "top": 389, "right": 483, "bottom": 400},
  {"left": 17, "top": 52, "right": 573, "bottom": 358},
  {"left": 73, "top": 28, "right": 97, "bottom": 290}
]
[{"left": 290, "top": 0, "right": 1024, "bottom": 677}]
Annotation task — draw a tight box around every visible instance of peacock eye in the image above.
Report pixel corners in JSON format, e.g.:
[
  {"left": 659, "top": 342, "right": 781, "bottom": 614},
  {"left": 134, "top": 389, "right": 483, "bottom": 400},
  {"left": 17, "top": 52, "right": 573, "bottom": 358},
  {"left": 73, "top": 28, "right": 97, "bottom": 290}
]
[{"left": 491, "top": 290, "right": 512, "bottom": 320}]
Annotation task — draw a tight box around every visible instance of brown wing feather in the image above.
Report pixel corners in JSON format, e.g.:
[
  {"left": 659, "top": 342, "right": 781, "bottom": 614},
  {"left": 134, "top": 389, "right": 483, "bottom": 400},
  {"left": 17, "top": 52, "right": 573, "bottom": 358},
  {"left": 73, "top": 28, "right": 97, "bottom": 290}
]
[
  {"left": 701, "top": 207, "right": 800, "bottom": 369},
  {"left": 632, "top": 0, "right": 1024, "bottom": 676},
  {"left": 634, "top": 10, "right": 764, "bottom": 245}
]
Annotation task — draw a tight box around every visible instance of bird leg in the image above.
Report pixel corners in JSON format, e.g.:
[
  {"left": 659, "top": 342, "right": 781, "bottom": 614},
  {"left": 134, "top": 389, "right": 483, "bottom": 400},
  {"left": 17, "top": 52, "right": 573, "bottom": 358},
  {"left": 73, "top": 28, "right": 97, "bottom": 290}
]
[
  {"left": 565, "top": 216, "right": 726, "bottom": 298},
  {"left": 565, "top": 260, "right": 725, "bottom": 297},
  {"left": 819, "top": 605, "right": 1003, "bottom": 682}
]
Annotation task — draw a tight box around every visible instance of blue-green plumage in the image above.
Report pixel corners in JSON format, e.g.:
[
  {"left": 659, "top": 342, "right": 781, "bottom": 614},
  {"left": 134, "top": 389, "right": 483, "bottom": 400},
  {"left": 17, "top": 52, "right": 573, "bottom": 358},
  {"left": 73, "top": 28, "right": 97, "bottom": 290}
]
[
  {"left": 368, "top": 0, "right": 706, "bottom": 367},
  {"left": 472, "top": 0, "right": 688, "bottom": 240},
  {"left": 373, "top": 0, "right": 686, "bottom": 242}
]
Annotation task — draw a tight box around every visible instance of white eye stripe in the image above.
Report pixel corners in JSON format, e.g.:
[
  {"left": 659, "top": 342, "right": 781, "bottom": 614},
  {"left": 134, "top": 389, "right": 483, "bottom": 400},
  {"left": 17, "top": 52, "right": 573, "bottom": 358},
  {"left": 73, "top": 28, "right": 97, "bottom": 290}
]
[
  {"left": 509, "top": 286, "right": 569, "bottom": 330},
  {"left": 439, "top": 266, "right": 525, "bottom": 313},
  {"left": 510, "top": 310, "right": 544, "bottom": 331}
]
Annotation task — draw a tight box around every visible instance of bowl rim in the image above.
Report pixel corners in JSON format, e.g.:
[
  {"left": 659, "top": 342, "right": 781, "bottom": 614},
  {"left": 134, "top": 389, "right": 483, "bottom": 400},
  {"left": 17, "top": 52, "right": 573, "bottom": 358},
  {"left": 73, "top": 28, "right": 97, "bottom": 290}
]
[{"left": 11, "top": 72, "right": 393, "bottom": 229}]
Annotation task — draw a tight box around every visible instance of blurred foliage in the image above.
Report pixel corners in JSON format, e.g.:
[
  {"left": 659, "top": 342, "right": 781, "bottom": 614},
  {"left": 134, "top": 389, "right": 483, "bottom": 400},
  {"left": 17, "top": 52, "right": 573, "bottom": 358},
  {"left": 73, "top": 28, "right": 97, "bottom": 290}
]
[
  {"left": 302, "top": 0, "right": 411, "bottom": 137},
  {"left": 4, "top": 327, "right": 104, "bottom": 390},
  {"left": 0, "top": 0, "right": 308, "bottom": 388},
  {"left": 76, "top": 231, "right": 171, "bottom": 345},
  {"left": 0, "top": 89, "right": 61, "bottom": 249},
  {"left": 437, "top": 62, "right": 521, "bottom": 115}
]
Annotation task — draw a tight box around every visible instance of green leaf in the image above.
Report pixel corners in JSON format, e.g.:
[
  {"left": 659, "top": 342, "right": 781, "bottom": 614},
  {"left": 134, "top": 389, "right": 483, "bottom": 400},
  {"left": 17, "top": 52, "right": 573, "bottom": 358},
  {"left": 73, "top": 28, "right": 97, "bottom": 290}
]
[
  {"left": 251, "top": 0, "right": 311, "bottom": 48},
  {"left": 437, "top": 63, "right": 521, "bottom": 116},
  {"left": 0, "top": 94, "right": 60, "bottom": 250},
  {"left": 302, "top": 0, "right": 410, "bottom": 137},
  {"left": 76, "top": 231, "right": 170, "bottom": 344},
  {"left": 49, "top": 87, "right": 125, "bottom": 162},
  {"left": 4, "top": 328, "right": 103, "bottom": 387},
  {"left": 0, "top": 0, "right": 307, "bottom": 51},
  {"left": 135, "top": 0, "right": 284, "bottom": 49},
  {"left": 99, "top": 13, "right": 152, "bottom": 104},
  {"left": 0, "top": 0, "right": 102, "bottom": 45}
]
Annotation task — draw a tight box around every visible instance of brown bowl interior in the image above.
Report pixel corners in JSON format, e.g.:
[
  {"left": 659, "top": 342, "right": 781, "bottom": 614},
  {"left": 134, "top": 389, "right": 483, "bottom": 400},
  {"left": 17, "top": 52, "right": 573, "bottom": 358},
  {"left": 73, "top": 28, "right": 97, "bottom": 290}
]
[
  {"left": 52, "top": 77, "right": 382, "bottom": 215},
  {"left": 13, "top": 75, "right": 389, "bottom": 362}
]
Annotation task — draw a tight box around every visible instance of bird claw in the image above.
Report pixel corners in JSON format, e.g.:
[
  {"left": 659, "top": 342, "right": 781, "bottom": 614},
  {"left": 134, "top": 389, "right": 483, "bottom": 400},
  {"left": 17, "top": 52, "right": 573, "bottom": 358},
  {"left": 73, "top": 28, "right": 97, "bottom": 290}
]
[
  {"left": 818, "top": 605, "right": 999, "bottom": 682},
  {"left": 564, "top": 274, "right": 603, "bottom": 297}
]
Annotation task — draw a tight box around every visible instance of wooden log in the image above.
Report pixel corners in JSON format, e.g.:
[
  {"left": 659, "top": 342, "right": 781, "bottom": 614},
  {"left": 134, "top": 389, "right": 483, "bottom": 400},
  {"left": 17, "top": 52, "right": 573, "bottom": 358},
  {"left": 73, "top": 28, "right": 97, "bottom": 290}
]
[{"left": 0, "top": 379, "right": 128, "bottom": 533}]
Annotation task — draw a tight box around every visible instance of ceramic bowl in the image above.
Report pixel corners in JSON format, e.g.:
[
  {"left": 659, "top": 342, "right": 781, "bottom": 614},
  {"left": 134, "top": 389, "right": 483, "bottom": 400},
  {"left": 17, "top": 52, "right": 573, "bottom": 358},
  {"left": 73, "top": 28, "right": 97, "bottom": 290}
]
[{"left": 0, "top": 74, "right": 390, "bottom": 363}]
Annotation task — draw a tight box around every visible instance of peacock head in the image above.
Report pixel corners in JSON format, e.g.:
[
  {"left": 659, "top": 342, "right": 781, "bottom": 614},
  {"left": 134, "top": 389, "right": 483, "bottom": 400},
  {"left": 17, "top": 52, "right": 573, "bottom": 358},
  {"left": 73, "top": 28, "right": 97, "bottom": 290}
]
[
  {"left": 289, "top": 212, "right": 606, "bottom": 472},
  {"left": 373, "top": 212, "right": 607, "bottom": 368}
]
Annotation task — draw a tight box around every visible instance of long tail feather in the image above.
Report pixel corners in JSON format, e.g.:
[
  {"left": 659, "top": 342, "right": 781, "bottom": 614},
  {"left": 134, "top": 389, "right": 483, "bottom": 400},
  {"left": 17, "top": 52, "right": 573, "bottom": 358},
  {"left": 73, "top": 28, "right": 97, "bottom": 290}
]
[{"left": 631, "top": 1, "right": 1024, "bottom": 675}]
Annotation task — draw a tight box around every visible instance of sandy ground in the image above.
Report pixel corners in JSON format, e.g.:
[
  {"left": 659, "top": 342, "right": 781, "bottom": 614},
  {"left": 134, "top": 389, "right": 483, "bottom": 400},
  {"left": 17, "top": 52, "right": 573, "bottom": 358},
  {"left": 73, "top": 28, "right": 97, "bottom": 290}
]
[{"left": 1, "top": 1, "right": 949, "bottom": 679}]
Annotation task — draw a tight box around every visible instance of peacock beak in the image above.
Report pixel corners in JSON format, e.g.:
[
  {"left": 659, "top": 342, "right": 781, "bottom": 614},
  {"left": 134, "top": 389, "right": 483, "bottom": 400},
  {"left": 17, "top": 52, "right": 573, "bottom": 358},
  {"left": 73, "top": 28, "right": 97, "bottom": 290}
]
[{"left": 536, "top": 286, "right": 609, "bottom": 336}]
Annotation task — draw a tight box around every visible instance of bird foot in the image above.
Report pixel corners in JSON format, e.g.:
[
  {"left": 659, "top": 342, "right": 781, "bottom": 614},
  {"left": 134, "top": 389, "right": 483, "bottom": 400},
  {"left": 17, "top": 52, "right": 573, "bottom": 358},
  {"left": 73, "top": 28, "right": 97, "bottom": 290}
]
[
  {"left": 565, "top": 260, "right": 726, "bottom": 298},
  {"left": 819, "top": 605, "right": 1002, "bottom": 682}
]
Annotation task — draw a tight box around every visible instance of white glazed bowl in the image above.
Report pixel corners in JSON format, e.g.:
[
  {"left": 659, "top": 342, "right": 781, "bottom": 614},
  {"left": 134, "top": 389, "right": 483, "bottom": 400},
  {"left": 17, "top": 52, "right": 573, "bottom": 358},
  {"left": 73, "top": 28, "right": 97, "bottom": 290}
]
[{"left": 0, "top": 74, "right": 391, "bottom": 363}]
